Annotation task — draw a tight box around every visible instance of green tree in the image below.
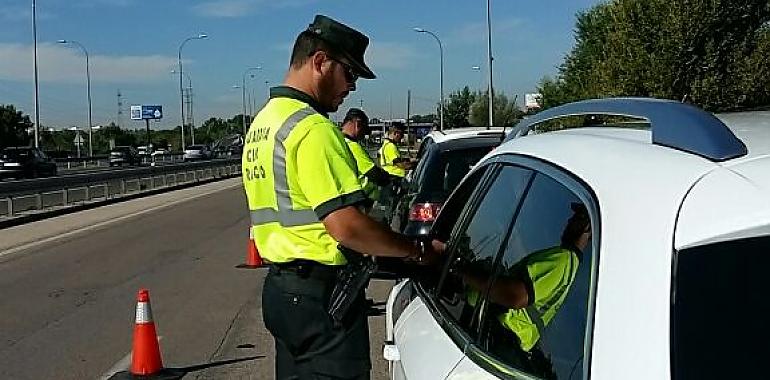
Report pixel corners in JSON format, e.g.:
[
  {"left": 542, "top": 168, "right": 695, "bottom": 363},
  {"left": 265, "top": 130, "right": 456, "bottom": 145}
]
[
  {"left": 0, "top": 104, "right": 32, "bottom": 148},
  {"left": 409, "top": 114, "right": 436, "bottom": 124},
  {"left": 469, "top": 92, "right": 523, "bottom": 127},
  {"left": 442, "top": 86, "right": 478, "bottom": 128},
  {"left": 538, "top": 0, "right": 770, "bottom": 111}
]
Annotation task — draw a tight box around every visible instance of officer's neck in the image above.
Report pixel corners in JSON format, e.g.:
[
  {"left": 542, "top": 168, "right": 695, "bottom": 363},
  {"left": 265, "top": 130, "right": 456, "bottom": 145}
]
[{"left": 283, "top": 71, "right": 331, "bottom": 114}]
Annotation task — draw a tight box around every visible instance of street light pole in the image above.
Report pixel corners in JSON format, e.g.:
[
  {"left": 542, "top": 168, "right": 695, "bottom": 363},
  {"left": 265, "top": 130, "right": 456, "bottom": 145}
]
[
  {"left": 414, "top": 27, "right": 444, "bottom": 132},
  {"left": 486, "top": 0, "right": 494, "bottom": 129},
  {"left": 32, "top": 0, "right": 41, "bottom": 148},
  {"left": 58, "top": 40, "right": 93, "bottom": 156},
  {"left": 178, "top": 33, "right": 207, "bottom": 150},
  {"left": 172, "top": 70, "right": 195, "bottom": 145},
  {"left": 241, "top": 67, "right": 262, "bottom": 136}
]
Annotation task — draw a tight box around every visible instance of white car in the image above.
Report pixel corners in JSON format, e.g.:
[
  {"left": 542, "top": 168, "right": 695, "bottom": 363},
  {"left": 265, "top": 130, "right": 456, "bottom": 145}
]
[
  {"left": 385, "top": 98, "right": 770, "bottom": 380},
  {"left": 183, "top": 144, "right": 212, "bottom": 161}
]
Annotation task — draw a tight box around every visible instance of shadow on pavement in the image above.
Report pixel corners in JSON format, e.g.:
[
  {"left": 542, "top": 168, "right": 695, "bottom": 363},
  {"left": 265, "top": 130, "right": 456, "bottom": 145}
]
[{"left": 108, "top": 355, "right": 265, "bottom": 379}]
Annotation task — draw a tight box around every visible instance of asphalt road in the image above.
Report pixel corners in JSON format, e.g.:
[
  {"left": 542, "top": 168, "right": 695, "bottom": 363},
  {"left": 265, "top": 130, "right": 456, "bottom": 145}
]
[{"left": 0, "top": 178, "right": 393, "bottom": 379}]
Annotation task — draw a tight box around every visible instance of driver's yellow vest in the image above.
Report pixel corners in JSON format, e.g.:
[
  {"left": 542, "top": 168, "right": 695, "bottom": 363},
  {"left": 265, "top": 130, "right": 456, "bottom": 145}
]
[{"left": 242, "top": 97, "right": 364, "bottom": 265}]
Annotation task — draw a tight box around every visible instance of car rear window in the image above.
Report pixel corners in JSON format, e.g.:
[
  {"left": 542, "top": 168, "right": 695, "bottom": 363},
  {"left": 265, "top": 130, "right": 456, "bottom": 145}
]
[
  {"left": 1, "top": 149, "right": 30, "bottom": 159},
  {"left": 672, "top": 235, "right": 770, "bottom": 380},
  {"left": 420, "top": 147, "right": 492, "bottom": 194}
]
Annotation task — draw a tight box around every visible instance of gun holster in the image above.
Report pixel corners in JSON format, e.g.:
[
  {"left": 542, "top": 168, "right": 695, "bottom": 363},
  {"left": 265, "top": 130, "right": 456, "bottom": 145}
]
[{"left": 327, "top": 246, "right": 378, "bottom": 325}]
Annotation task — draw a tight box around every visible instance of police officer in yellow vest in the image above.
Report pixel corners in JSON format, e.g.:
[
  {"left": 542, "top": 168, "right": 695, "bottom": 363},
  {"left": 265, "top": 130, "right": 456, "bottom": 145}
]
[
  {"left": 377, "top": 124, "right": 415, "bottom": 213},
  {"left": 242, "top": 15, "right": 442, "bottom": 379},
  {"left": 341, "top": 108, "right": 395, "bottom": 208},
  {"left": 466, "top": 203, "right": 590, "bottom": 377},
  {"left": 378, "top": 124, "right": 414, "bottom": 178}
]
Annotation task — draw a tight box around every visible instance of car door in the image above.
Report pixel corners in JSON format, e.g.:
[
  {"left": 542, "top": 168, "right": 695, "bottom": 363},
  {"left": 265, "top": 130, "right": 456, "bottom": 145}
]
[
  {"left": 390, "top": 162, "right": 536, "bottom": 379},
  {"left": 387, "top": 164, "right": 495, "bottom": 379},
  {"left": 447, "top": 155, "right": 600, "bottom": 380}
]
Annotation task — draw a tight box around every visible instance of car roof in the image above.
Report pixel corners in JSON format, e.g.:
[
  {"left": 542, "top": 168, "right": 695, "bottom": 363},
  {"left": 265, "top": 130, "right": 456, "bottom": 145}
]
[
  {"left": 716, "top": 110, "right": 770, "bottom": 162},
  {"left": 424, "top": 127, "right": 506, "bottom": 144},
  {"left": 433, "top": 135, "right": 502, "bottom": 151},
  {"left": 491, "top": 110, "right": 770, "bottom": 250}
]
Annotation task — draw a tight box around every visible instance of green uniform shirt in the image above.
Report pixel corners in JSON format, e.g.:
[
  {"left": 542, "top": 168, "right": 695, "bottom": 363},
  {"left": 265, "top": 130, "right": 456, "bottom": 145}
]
[
  {"left": 344, "top": 135, "right": 379, "bottom": 201},
  {"left": 242, "top": 86, "right": 367, "bottom": 265},
  {"left": 379, "top": 138, "right": 406, "bottom": 178},
  {"left": 499, "top": 246, "right": 580, "bottom": 352}
]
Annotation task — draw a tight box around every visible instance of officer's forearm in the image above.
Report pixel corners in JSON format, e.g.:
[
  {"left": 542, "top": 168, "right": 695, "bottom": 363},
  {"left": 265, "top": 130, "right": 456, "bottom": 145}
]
[{"left": 323, "top": 206, "right": 418, "bottom": 258}]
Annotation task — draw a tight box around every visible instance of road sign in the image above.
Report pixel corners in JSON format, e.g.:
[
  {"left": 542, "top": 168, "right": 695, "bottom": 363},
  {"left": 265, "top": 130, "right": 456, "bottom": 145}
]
[
  {"left": 73, "top": 132, "right": 84, "bottom": 145},
  {"left": 130, "top": 105, "right": 163, "bottom": 120}
]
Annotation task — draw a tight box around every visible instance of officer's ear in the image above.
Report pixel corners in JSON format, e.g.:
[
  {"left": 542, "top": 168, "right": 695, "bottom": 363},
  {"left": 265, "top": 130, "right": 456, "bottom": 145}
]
[{"left": 310, "top": 50, "right": 331, "bottom": 77}]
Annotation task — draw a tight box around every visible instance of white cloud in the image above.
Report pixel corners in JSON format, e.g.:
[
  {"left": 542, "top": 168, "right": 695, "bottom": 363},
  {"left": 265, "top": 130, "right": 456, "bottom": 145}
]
[
  {"left": 453, "top": 17, "right": 524, "bottom": 44},
  {"left": 192, "top": 0, "right": 253, "bottom": 18},
  {"left": 366, "top": 42, "right": 419, "bottom": 70},
  {"left": 0, "top": 43, "right": 178, "bottom": 84},
  {"left": 192, "top": 0, "right": 317, "bottom": 18}
]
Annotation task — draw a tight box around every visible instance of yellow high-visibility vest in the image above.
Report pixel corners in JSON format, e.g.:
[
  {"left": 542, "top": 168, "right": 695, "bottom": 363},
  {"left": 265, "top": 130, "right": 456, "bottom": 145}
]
[
  {"left": 378, "top": 139, "right": 406, "bottom": 177},
  {"left": 344, "top": 135, "right": 379, "bottom": 201},
  {"left": 242, "top": 92, "right": 366, "bottom": 265}
]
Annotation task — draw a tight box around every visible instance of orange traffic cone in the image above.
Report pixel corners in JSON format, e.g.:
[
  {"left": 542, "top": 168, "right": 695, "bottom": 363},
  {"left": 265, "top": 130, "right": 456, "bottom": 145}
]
[
  {"left": 130, "top": 289, "right": 163, "bottom": 375},
  {"left": 108, "top": 289, "right": 184, "bottom": 380},
  {"left": 237, "top": 229, "right": 263, "bottom": 269}
]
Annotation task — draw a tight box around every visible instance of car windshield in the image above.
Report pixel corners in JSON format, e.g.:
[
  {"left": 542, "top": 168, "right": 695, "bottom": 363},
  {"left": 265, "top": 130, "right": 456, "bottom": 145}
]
[
  {"left": 419, "top": 146, "right": 493, "bottom": 194},
  {"left": 187, "top": 145, "right": 204, "bottom": 150},
  {"left": 672, "top": 235, "right": 770, "bottom": 380}
]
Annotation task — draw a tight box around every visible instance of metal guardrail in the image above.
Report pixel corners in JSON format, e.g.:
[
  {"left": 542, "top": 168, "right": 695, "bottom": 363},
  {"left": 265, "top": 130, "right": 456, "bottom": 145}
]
[
  {"left": 53, "top": 153, "right": 190, "bottom": 170},
  {"left": 0, "top": 159, "right": 241, "bottom": 221}
]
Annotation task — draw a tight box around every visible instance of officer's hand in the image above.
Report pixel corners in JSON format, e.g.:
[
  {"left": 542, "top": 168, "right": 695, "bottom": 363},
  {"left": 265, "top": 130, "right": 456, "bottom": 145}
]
[{"left": 408, "top": 239, "right": 446, "bottom": 266}]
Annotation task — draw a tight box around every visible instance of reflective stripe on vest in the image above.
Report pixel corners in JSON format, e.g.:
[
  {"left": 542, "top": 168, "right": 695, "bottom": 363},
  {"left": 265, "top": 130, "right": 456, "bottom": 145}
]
[{"left": 249, "top": 107, "right": 320, "bottom": 227}]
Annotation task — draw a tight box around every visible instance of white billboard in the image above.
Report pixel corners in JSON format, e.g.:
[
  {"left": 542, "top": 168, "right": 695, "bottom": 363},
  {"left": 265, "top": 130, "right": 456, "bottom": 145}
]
[
  {"left": 525, "top": 93, "right": 543, "bottom": 110},
  {"left": 130, "top": 105, "right": 142, "bottom": 120}
]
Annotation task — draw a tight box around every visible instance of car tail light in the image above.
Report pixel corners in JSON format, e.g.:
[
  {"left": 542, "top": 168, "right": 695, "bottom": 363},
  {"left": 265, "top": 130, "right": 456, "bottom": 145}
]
[{"left": 408, "top": 203, "right": 442, "bottom": 222}]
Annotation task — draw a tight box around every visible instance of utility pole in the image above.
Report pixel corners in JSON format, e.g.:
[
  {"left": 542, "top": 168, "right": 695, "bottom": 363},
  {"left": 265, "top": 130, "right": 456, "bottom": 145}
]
[
  {"left": 117, "top": 89, "right": 123, "bottom": 128},
  {"left": 406, "top": 90, "right": 412, "bottom": 150},
  {"left": 32, "top": 0, "right": 41, "bottom": 148},
  {"left": 184, "top": 85, "right": 194, "bottom": 145},
  {"left": 486, "top": 0, "right": 494, "bottom": 129}
]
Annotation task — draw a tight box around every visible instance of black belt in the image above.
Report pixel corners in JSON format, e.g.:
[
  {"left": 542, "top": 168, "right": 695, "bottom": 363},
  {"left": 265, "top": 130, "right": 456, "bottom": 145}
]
[{"left": 269, "top": 260, "right": 340, "bottom": 280}]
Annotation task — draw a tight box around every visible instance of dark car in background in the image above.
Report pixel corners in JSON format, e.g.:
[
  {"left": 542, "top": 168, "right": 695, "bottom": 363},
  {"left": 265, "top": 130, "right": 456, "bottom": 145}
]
[
  {"left": 389, "top": 130, "right": 503, "bottom": 236},
  {"left": 109, "top": 146, "right": 141, "bottom": 167},
  {"left": 0, "top": 146, "right": 58, "bottom": 179}
]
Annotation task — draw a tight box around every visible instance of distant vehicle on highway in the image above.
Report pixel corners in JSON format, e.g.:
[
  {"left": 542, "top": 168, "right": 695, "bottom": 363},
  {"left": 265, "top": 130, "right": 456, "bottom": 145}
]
[
  {"left": 183, "top": 145, "right": 212, "bottom": 161},
  {"left": 0, "top": 146, "right": 58, "bottom": 179},
  {"left": 150, "top": 148, "right": 170, "bottom": 157},
  {"left": 136, "top": 145, "right": 155, "bottom": 159},
  {"left": 109, "top": 146, "right": 141, "bottom": 167}
]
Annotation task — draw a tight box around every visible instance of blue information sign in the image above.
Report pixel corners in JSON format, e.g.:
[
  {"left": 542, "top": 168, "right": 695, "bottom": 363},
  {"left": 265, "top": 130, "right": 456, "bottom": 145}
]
[{"left": 141, "top": 105, "right": 163, "bottom": 120}]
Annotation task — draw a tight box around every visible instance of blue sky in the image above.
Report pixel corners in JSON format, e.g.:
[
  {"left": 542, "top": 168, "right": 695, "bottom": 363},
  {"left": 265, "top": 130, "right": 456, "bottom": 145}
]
[{"left": 0, "top": 0, "right": 601, "bottom": 130}]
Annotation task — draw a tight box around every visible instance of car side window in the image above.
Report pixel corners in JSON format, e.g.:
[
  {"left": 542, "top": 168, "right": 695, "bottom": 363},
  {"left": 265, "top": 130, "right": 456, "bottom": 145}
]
[
  {"left": 417, "top": 138, "right": 433, "bottom": 159},
  {"left": 478, "top": 173, "right": 594, "bottom": 380},
  {"left": 435, "top": 165, "right": 534, "bottom": 340}
]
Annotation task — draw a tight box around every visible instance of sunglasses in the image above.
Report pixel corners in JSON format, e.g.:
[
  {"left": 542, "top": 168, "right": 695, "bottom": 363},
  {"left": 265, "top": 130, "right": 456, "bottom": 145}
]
[{"left": 328, "top": 56, "right": 359, "bottom": 83}]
